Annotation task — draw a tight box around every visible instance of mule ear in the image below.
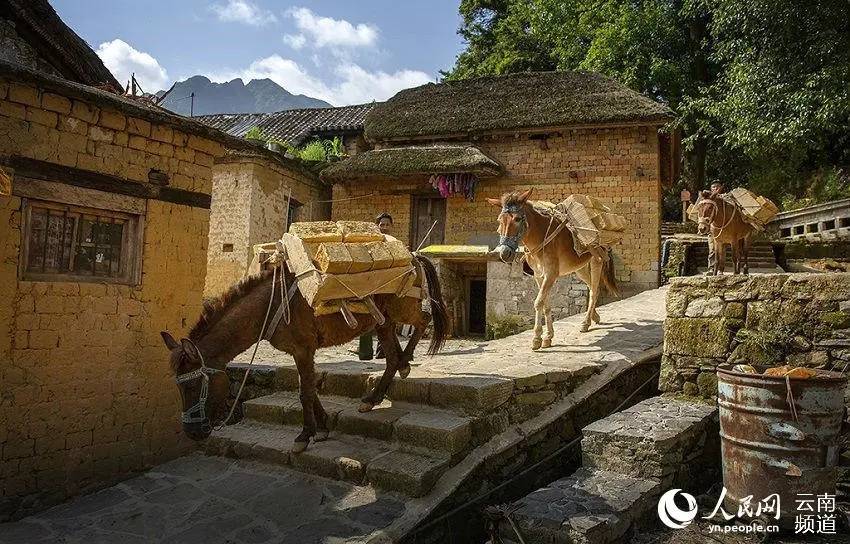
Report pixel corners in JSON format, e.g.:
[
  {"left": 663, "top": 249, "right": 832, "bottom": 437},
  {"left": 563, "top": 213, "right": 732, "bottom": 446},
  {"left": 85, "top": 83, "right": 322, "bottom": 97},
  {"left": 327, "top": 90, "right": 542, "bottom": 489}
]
[
  {"left": 180, "top": 338, "right": 201, "bottom": 361},
  {"left": 486, "top": 197, "right": 502, "bottom": 207},
  {"left": 161, "top": 331, "right": 179, "bottom": 350},
  {"left": 518, "top": 188, "right": 533, "bottom": 202}
]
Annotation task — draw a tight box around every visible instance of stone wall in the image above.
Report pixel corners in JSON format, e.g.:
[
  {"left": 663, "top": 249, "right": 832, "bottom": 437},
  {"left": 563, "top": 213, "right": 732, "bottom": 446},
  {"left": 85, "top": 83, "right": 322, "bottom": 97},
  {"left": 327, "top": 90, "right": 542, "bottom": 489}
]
[
  {"left": 205, "top": 154, "right": 330, "bottom": 297},
  {"left": 0, "top": 75, "right": 224, "bottom": 519},
  {"left": 660, "top": 273, "right": 850, "bottom": 398},
  {"left": 486, "top": 260, "right": 588, "bottom": 328},
  {"left": 332, "top": 126, "right": 662, "bottom": 324}
]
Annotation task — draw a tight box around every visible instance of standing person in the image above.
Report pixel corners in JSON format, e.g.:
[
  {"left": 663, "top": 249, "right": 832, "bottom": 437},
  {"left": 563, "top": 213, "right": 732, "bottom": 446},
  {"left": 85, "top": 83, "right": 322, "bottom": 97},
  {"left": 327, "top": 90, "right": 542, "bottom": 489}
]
[
  {"left": 358, "top": 213, "right": 394, "bottom": 360},
  {"left": 705, "top": 181, "right": 725, "bottom": 274}
]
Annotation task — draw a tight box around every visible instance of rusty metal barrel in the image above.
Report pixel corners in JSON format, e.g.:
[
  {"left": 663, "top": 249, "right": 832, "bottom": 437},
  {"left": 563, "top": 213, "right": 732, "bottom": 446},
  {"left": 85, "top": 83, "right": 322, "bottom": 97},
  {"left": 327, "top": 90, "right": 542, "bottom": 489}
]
[{"left": 717, "top": 366, "right": 846, "bottom": 528}]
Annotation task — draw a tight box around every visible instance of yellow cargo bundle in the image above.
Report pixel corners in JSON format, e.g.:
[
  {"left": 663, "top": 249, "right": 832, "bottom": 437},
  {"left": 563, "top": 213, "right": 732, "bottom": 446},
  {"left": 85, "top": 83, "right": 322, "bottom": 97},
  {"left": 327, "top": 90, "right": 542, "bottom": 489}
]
[{"left": 530, "top": 194, "right": 626, "bottom": 252}]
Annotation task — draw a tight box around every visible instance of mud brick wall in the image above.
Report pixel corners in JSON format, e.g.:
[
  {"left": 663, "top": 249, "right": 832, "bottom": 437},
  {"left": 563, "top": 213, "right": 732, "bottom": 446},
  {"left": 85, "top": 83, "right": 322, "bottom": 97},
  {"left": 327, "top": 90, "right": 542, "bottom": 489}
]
[
  {"left": 660, "top": 273, "right": 850, "bottom": 399},
  {"left": 0, "top": 76, "right": 224, "bottom": 520},
  {"left": 433, "top": 259, "right": 487, "bottom": 335},
  {"left": 331, "top": 126, "right": 662, "bottom": 325},
  {"left": 205, "top": 154, "right": 330, "bottom": 296}
]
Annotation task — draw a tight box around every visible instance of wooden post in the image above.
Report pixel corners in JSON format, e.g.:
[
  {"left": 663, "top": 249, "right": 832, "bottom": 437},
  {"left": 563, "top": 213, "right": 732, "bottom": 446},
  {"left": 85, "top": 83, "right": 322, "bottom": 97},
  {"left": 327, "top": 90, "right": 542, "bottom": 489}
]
[{"left": 680, "top": 189, "right": 692, "bottom": 224}]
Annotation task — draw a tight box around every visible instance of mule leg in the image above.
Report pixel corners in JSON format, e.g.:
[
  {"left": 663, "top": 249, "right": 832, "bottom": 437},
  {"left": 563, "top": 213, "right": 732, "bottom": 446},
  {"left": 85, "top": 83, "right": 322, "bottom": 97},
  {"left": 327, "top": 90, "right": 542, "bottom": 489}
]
[
  {"left": 731, "top": 239, "right": 741, "bottom": 275},
  {"left": 743, "top": 236, "right": 751, "bottom": 275},
  {"left": 542, "top": 301, "right": 554, "bottom": 349},
  {"left": 313, "top": 396, "right": 330, "bottom": 441},
  {"left": 575, "top": 265, "right": 601, "bottom": 324},
  {"left": 399, "top": 312, "right": 430, "bottom": 378},
  {"left": 717, "top": 241, "right": 726, "bottom": 275},
  {"left": 359, "top": 321, "right": 402, "bottom": 412},
  {"left": 582, "top": 256, "right": 603, "bottom": 333},
  {"left": 532, "top": 274, "right": 556, "bottom": 350},
  {"left": 293, "top": 350, "right": 318, "bottom": 453}
]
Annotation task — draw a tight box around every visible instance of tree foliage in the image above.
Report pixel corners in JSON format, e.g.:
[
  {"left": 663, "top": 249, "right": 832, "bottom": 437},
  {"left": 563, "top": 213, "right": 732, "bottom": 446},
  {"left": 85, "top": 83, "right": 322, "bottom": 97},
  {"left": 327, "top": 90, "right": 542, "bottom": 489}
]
[{"left": 446, "top": 0, "right": 850, "bottom": 211}]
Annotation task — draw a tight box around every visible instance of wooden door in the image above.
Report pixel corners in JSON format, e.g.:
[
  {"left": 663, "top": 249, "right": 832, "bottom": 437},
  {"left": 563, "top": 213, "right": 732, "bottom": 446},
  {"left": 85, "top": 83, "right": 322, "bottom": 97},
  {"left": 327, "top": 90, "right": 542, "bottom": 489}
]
[{"left": 411, "top": 196, "right": 446, "bottom": 249}]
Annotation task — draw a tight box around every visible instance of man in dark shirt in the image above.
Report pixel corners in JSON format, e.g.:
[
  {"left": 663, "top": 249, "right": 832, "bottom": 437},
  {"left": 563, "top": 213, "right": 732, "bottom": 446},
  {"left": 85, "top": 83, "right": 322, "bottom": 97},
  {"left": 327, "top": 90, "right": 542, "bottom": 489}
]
[{"left": 705, "top": 181, "right": 725, "bottom": 273}]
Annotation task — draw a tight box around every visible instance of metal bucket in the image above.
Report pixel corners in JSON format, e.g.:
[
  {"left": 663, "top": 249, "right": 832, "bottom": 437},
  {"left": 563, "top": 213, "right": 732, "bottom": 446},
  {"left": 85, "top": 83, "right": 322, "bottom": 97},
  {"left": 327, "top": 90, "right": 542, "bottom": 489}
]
[{"left": 717, "top": 366, "right": 847, "bottom": 528}]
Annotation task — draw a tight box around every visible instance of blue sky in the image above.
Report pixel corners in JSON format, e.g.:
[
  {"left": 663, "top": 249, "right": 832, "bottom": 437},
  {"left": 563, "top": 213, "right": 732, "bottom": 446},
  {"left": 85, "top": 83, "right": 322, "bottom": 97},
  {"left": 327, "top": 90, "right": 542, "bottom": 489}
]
[{"left": 52, "top": 0, "right": 465, "bottom": 106}]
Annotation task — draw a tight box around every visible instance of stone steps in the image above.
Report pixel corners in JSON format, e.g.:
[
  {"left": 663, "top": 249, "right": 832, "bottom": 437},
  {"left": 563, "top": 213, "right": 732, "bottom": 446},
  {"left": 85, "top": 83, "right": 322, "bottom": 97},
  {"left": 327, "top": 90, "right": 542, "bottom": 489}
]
[
  {"left": 243, "top": 391, "right": 475, "bottom": 456},
  {"left": 207, "top": 421, "right": 452, "bottom": 497},
  {"left": 227, "top": 361, "right": 516, "bottom": 416},
  {"left": 498, "top": 468, "right": 660, "bottom": 544}
]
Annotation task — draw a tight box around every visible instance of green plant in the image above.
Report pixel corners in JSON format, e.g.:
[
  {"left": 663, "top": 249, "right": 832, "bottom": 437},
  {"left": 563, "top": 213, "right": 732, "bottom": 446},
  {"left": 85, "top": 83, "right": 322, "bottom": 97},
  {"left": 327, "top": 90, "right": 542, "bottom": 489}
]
[
  {"left": 486, "top": 313, "right": 528, "bottom": 340},
  {"left": 298, "top": 140, "right": 328, "bottom": 162},
  {"left": 244, "top": 126, "right": 268, "bottom": 142}
]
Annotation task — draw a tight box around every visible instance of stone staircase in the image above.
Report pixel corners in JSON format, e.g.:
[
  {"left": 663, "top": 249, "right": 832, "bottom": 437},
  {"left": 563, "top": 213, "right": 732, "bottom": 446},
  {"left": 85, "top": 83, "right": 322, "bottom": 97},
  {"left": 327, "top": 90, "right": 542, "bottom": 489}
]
[
  {"left": 496, "top": 396, "right": 719, "bottom": 544},
  {"left": 207, "top": 357, "right": 538, "bottom": 499},
  {"left": 693, "top": 240, "right": 782, "bottom": 272}
]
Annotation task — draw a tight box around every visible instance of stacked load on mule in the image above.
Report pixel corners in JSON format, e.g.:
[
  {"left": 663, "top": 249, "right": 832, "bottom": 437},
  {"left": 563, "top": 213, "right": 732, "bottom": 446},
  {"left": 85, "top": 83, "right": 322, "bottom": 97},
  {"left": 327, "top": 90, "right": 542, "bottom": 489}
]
[
  {"left": 727, "top": 187, "right": 779, "bottom": 229},
  {"left": 281, "top": 220, "right": 419, "bottom": 316},
  {"left": 530, "top": 194, "right": 626, "bottom": 253}
]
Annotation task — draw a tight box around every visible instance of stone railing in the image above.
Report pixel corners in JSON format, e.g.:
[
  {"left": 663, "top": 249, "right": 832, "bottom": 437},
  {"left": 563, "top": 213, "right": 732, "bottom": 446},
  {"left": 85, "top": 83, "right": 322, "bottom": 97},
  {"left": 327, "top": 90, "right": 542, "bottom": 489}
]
[
  {"left": 660, "top": 273, "right": 850, "bottom": 398},
  {"left": 770, "top": 198, "right": 850, "bottom": 240}
]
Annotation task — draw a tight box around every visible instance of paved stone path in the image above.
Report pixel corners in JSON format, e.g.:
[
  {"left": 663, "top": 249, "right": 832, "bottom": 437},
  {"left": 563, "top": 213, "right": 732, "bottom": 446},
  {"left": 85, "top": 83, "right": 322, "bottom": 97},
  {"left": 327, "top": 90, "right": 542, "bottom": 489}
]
[
  {"left": 0, "top": 454, "right": 406, "bottom": 544},
  {"left": 235, "top": 287, "right": 667, "bottom": 385}
]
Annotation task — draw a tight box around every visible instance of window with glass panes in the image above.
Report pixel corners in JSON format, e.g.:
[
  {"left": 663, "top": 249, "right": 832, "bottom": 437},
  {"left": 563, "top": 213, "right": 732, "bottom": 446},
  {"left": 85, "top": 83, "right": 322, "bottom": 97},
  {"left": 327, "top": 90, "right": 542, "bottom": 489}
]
[{"left": 22, "top": 200, "right": 141, "bottom": 283}]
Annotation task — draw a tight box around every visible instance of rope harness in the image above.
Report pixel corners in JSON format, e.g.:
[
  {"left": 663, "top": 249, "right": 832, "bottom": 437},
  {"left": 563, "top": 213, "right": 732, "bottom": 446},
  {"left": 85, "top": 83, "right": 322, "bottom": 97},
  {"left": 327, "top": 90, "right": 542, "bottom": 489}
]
[
  {"left": 698, "top": 198, "right": 737, "bottom": 241},
  {"left": 173, "top": 341, "right": 224, "bottom": 425},
  {"left": 495, "top": 203, "right": 568, "bottom": 265}
]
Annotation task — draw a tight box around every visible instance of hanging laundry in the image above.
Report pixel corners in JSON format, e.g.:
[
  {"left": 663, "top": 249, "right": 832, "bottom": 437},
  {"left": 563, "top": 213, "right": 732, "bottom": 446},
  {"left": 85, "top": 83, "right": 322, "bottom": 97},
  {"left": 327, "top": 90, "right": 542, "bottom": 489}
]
[{"left": 428, "top": 173, "right": 479, "bottom": 201}]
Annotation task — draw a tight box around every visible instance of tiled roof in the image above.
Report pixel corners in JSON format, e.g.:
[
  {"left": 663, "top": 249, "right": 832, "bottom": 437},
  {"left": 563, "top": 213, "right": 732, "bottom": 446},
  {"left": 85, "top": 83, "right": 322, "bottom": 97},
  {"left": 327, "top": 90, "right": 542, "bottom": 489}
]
[{"left": 195, "top": 103, "right": 377, "bottom": 146}]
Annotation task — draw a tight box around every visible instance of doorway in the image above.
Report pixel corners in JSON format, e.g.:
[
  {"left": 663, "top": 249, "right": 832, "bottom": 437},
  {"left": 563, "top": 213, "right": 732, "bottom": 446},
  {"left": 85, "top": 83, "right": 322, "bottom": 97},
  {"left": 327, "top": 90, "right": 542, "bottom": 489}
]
[
  {"left": 468, "top": 278, "right": 487, "bottom": 335},
  {"left": 411, "top": 196, "right": 446, "bottom": 249}
]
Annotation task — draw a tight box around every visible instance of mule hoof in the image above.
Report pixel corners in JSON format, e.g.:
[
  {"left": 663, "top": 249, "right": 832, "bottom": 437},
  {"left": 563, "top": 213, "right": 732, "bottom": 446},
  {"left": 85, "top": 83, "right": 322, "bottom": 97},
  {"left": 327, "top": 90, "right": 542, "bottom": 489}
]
[
  {"left": 531, "top": 337, "right": 542, "bottom": 351},
  {"left": 358, "top": 402, "right": 375, "bottom": 413},
  {"left": 541, "top": 338, "right": 552, "bottom": 349},
  {"left": 399, "top": 365, "right": 411, "bottom": 379},
  {"left": 315, "top": 430, "right": 329, "bottom": 442},
  {"left": 292, "top": 440, "right": 309, "bottom": 454},
  {"left": 579, "top": 323, "right": 590, "bottom": 333}
]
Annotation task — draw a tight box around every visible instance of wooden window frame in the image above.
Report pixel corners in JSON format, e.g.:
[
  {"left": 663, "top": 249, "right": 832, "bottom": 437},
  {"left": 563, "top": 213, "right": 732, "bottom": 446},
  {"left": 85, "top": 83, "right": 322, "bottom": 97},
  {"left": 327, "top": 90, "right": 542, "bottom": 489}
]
[{"left": 20, "top": 198, "right": 144, "bottom": 285}]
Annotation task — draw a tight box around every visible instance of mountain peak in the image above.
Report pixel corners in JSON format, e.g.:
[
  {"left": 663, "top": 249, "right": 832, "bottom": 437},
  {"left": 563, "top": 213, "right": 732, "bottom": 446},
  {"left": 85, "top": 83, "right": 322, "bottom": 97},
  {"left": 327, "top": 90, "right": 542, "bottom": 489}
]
[{"left": 159, "top": 76, "right": 331, "bottom": 116}]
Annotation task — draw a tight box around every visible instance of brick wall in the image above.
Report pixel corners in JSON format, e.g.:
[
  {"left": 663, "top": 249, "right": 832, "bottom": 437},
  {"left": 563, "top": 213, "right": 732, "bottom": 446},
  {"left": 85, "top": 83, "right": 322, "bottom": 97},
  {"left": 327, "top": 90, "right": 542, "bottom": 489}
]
[
  {"left": 205, "top": 154, "right": 331, "bottom": 297},
  {"left": 331, "top": 125, "right": 662, "bottom": 323},
  {"left": 0, "top": 77, "right": 223, "bottom": 519}
]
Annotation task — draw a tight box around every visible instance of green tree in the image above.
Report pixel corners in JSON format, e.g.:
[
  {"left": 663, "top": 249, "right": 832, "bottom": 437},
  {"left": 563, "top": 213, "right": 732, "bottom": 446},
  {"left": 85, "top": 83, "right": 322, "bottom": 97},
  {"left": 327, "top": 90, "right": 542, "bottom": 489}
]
[{"left": 446, "top": 0, "right": 850, "bottom": 208}]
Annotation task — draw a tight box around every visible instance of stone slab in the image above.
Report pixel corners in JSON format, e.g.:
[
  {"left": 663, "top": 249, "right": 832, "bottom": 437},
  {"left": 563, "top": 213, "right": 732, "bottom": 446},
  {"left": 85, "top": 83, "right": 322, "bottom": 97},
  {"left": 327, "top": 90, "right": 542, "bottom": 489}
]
[{"left": 500, "top": 468, "right": 660, "bottom": 544}]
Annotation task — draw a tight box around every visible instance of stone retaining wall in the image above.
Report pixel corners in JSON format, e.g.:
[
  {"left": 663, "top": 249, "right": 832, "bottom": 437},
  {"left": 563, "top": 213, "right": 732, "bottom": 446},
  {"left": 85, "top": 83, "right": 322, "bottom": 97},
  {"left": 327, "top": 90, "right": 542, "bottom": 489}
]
[{"left": 660, "top": 273, "right": 850, "bottom": 398}]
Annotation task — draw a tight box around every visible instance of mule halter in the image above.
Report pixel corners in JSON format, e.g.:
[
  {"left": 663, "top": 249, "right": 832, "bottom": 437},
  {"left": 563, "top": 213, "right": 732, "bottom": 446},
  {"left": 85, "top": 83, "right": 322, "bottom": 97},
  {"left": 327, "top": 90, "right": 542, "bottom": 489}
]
[
  {"left": 496, "top": 203, "right": 528, "bottom": 255},
  {"left": 174, "top": 341, "right": 223, "bottom": 425}
]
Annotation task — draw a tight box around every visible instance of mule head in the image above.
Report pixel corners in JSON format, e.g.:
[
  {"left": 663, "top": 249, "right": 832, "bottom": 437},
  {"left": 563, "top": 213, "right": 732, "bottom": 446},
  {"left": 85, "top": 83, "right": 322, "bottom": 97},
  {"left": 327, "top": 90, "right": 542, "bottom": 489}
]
[
  {"left": 161, "top": 331, "right": 230, "bottom": 441},
  {"left": 695, "top": 190, "right": 717, "bottom": 236},
  {"left": 487, "top": 188, "right": 533, "bottom": 262}
]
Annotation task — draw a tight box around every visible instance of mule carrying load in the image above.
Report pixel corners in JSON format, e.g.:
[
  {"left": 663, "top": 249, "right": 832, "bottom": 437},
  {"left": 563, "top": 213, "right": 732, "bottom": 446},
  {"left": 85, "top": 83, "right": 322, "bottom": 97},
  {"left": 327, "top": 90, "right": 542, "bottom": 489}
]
[
  {"left": 687, "top": 187, "right": 779, "bottom": 230},
  {"left": 252, "top": 220, "right": 422, "bottom": 327},
  {"left": 530, "top": 194, "right": 628, "bottom": 254}
]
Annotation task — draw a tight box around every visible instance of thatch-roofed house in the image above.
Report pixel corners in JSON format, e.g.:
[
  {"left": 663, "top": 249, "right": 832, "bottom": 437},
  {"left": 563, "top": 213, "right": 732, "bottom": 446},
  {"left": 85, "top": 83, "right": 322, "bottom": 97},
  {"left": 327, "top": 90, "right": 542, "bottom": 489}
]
[{"left": 323, "top": 71, "right": 677, "bottom": 335}]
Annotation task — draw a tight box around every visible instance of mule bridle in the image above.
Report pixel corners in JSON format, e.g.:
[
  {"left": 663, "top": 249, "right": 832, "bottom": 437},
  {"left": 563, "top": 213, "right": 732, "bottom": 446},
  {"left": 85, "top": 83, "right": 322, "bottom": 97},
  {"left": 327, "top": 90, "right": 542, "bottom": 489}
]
[
  {"left": 496, "top": 204, "right": 528, "bottom": 261},
  {"left": 698, "top": 198, "right": 737, "bottom": 241},
  {"left": 174, "top": 340, "right": 223, "bottom": 425}
]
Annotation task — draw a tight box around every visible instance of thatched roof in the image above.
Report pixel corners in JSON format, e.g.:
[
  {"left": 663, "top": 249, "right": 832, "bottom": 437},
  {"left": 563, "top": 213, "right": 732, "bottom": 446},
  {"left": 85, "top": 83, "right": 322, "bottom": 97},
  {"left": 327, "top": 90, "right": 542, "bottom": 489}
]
[
  {"left": 2, "top": 0, "right": 121, "bottom": 89},
  {"left": 320, "top": 146, "right": 501, "bottom": 181},
  {"left": 197, "top": 103, "right": 376, "bottom": 146},
  {"left": 365, "top": 71, "right": 674, "bottom": 141}
]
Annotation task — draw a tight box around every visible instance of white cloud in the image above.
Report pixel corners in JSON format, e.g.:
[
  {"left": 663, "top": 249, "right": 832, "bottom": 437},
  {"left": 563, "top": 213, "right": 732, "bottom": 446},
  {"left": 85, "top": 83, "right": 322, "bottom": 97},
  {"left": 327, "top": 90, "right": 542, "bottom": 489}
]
[
  {"left": 211, "top": 0, "right": 277, "bottom": 26},
  {"left": 96, "top": 39, "right": 169, "bottom": 91},
  {"left": 210, "top": 54, "right": 431, "bottom": 106},
  {"left": 283, "top": 33, "right": 307, "bottom": 50},
  {"left": 285, "top": 7, "right": 378, "bottom": 49}
]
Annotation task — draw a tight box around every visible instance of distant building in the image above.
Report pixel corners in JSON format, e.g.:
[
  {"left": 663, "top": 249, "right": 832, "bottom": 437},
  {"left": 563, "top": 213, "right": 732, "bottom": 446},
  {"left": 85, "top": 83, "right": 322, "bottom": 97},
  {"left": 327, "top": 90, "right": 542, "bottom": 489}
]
[{"left": 322, "top": 72, "right": 677, "bottom": 334}]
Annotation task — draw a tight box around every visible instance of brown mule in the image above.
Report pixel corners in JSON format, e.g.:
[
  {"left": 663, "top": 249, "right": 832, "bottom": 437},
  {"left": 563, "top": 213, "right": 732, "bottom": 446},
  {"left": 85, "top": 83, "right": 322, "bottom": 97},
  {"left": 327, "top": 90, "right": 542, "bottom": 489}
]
[
  {"left": 161, "top": 255, "right": 449, "bottom": 453},
  {"left": 695, "top": 191, "right": 756, "bottom": 275},
  {"left": 487, "top": 188, "right": 619, "bottom": 350}
]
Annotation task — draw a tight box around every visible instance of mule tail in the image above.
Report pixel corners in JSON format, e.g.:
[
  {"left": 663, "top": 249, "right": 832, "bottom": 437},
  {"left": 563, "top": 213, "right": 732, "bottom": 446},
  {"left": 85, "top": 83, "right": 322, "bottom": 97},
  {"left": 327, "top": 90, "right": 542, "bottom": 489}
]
[
  {"left": 414, "top": 254, "right": 451, "bottom": 355},
  {"left": 601, "top": 248, "right": 620, "bottom": 298}
]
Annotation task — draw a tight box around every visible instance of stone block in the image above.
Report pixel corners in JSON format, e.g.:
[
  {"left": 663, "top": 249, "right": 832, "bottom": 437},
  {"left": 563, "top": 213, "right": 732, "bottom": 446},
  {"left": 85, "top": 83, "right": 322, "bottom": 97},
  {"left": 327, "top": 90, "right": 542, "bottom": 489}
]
[
  {"left": 41, "top": 93, "right": 71, "bottom": 114},
  {"left": 365, "top": 450, "right": 449, "bottom": 497},
  {"left": 99, "top": 109, "right": 126, "bottom": 130},
  {"left": 71, "top": 100, "right": 98, "bottom": 123},
  {"left": 127, "top": 117, "right": 151, "bottom": 137},
  {"left": 9, "top": 84, "right": 39, "bottom": 107},
  {"left": 663, "top": 317, "right": 735, "bottom": 358},
  {"left": 394, "top": 410, "right": 472, "bottom": 455},
  {"left": 336, "top": 405, "right": 407, "bottom": 440},
  {"left": 685, "top": 297, "right": 724, "bottom": 318}
]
